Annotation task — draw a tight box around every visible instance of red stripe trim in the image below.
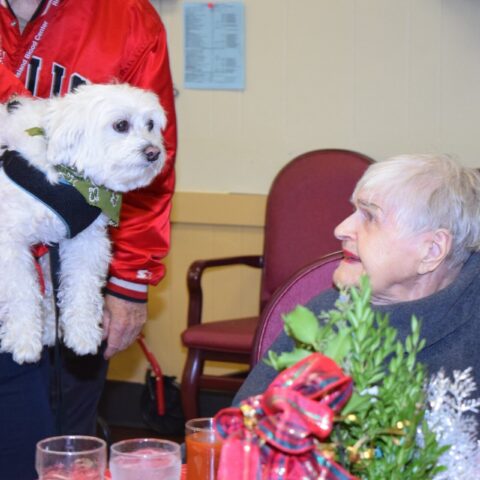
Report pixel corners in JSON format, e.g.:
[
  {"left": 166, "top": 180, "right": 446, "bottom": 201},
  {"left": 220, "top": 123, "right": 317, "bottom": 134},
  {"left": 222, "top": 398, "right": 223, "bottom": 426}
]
[{"left": 105, "top": 281, "right": 148, "bottom": 301}]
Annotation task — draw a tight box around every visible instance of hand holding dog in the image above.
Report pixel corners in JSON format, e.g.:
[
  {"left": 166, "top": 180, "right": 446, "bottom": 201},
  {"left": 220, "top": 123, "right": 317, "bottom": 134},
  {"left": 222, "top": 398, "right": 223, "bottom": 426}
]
[{"left": 102, "top": 294, "right": 147, "bottom": 359}]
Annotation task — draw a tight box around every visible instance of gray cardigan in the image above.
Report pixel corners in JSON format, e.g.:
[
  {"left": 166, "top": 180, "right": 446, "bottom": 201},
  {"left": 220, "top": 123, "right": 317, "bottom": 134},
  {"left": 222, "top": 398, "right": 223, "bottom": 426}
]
[{"left": 234, "top": 251, "right": 480, "bottom": 404}]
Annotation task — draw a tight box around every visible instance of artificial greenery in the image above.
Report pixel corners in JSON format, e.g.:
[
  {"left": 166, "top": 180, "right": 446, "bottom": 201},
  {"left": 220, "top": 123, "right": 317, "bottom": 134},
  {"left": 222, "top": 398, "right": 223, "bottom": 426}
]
[{"left": 266, "top": 276, "right": 448, "bottom": 479}]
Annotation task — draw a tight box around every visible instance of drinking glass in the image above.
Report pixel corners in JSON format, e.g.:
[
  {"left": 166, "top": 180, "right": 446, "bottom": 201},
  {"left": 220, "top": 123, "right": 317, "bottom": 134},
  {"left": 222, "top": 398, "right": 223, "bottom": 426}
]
[
  {"left": 185, "top": 417, "right": 222, "bottom": 480},
  {"left": 36, "top": 435, "right": 107, "bottom": 480},
  {"left": 109, "top": 438, "right": 181, "bottom": 480}
]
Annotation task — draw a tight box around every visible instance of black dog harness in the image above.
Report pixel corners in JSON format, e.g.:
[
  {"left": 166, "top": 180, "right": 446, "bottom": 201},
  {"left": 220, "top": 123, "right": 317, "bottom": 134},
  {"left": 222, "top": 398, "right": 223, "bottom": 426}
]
[{"left": 1, "top": 150, "right": 102, "bottom": 237}]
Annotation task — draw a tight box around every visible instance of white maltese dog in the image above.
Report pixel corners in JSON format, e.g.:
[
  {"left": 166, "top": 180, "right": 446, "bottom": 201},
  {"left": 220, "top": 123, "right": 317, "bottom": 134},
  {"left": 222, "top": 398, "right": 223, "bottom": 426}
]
[{"left": 0, "top": 83, "right": 166, "bottom": 364}]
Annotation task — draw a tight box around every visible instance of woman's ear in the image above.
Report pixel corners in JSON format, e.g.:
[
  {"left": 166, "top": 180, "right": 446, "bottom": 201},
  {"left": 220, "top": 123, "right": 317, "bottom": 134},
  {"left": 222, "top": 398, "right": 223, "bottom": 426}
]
[{"left": 418, "top": 228, "right": 452, "bottom": 274}]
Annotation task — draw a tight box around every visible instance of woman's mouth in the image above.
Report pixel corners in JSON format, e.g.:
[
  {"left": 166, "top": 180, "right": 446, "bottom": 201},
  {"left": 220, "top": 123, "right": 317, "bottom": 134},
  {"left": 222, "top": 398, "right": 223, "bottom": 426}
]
[{"left": 342, "top": 249, "right": 361, "bottom": 263}]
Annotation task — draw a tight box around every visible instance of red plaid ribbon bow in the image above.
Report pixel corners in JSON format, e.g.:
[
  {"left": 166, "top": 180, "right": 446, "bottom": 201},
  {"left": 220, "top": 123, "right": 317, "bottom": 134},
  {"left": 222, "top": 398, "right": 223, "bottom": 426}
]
[{"left": 214, "top": 353, "right": 357, "bottom": 480}]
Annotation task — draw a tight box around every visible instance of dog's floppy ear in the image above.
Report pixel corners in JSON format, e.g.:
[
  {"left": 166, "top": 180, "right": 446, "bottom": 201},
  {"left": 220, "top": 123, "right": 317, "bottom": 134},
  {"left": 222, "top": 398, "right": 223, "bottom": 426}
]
[
  {"left": 44, "top": 95, "right": 87, "bottom": 167},
  {"left": 157, "top": 106, "right": 167, "bottom": 132}
]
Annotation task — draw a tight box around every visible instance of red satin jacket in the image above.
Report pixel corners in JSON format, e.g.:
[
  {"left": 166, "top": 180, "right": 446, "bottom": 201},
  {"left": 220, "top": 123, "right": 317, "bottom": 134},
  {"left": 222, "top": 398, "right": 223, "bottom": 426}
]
[{"left": 0, "top": 0, "right": 177, "bottom": 301}]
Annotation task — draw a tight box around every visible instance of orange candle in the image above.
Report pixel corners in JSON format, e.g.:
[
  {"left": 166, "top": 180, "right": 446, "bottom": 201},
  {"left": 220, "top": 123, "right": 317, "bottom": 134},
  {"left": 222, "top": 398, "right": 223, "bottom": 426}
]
[{"left": 186, "top": 418, "right": 222, "bottom": 480}]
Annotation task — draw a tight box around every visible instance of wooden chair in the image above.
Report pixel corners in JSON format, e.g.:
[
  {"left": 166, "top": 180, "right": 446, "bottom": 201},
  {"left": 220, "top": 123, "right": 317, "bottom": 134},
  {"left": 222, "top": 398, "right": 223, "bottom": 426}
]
[{"left": 180, "top": 149, "right": 373, "bottom": 419}]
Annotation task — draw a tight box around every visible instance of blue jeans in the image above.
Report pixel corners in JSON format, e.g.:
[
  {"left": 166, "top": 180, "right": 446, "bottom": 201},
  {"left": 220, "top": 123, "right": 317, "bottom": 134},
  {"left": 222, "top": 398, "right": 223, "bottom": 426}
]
[
  {"left": 0, "top": 344, "right": 108, "bottom": 480},
  {"left": 50, "top": 342, "right": 109, "bottom": 436},
  {"left": 0, "top": 349, "right": 54, "bottom": 480}
]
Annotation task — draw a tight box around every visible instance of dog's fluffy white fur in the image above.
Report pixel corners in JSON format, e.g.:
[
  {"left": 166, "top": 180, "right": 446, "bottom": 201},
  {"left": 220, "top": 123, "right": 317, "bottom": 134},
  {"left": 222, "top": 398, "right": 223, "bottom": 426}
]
[{"left": 0, "top": 83, "right": 166, "bottom": 364}]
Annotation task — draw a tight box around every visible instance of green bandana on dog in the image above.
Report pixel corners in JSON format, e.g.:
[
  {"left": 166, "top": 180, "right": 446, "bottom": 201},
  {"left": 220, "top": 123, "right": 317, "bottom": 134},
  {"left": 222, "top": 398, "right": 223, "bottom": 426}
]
[
  {"left": 54, "top": 165, "right": 122, "bottom": 227},
  {"left": 26, "top": 125, "right": 122, "bottom": 226}
]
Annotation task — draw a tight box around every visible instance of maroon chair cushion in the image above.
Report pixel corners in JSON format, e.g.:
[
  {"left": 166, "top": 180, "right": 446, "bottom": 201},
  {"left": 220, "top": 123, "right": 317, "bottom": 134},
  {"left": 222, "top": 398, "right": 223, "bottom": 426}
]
[
  {"left": 253, "top": 253, "right": 343, "bottom": 363},
  {"left": 181, "top": 316, "right": 258, "bottom": 354}
]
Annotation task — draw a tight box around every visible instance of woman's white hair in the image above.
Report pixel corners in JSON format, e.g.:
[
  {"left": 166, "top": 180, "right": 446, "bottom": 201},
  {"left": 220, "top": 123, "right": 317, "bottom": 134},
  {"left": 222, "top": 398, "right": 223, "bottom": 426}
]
[{"left": 353, "top": 153, "right": 480, "bottom": 266}]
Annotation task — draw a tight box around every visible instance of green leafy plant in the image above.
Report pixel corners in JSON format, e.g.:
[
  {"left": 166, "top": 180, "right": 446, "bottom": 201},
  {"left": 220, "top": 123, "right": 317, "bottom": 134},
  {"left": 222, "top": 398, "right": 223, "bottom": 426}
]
[{"left": 266, "top": 276, "right": 448, "bottom": 479}]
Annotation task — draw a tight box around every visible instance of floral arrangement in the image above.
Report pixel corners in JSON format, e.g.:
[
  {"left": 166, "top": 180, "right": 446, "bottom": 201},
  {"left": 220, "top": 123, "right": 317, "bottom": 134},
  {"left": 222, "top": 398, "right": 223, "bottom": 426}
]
[{"left": 214, "top": 277, "right": 480, "bottom": 479}]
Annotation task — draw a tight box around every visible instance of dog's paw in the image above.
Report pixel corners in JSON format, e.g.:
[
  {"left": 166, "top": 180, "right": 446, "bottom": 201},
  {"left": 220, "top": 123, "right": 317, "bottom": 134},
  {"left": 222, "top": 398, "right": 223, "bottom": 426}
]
[
  {"left": 12, "top": 345, "right": 42, "bottom": 364},
  {"left": 0, "top": 319, "right": 43, "bottom": 364},
  {"left": 0, "top": 307, "right": 43, "bottom": 364},
  {"left": 62, "top": 322, "right": 102, "bottom": 356},
  {"left": 2, "top": 336, "right": 43, "bottom": 364}
]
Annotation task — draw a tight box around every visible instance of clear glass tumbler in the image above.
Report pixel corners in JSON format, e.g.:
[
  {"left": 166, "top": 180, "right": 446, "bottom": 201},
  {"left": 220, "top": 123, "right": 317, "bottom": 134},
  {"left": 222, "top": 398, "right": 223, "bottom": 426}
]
[
  {"left": 109, "top": 438, "right": 181, "bottom": 480},
  {"left": 36, "top": 435, "right": 107, "bottom": 480},
  {"left": 185, "top": 417, "right": 222, "bottom": 480}
]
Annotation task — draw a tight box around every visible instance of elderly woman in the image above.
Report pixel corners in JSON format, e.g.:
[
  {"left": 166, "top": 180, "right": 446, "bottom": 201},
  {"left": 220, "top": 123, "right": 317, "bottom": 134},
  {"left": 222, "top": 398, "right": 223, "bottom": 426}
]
[{"left": 234, "top": 153, "right": 480, "bottom": 402}]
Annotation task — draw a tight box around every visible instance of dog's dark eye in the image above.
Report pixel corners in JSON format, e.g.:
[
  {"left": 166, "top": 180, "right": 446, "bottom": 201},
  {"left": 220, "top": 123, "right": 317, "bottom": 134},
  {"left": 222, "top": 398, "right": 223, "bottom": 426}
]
[
  {"left": 7, "top": 100, "right": 21, "bottom": 113},
  {"left": 146, "top": 119, "right": 154, "bottom": 132},
  {"left": 113, "top": 120, "right": 130, "bottom": 133}
]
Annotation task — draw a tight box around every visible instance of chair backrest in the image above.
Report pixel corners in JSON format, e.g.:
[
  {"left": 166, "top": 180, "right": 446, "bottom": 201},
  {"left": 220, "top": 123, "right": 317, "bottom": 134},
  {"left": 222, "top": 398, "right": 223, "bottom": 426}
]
[
  {"left": 259, "top": 149, "right": 372, "bottom": 310},
  {"left": 252, "top": 251, "right": 343, "bottom": 365}
]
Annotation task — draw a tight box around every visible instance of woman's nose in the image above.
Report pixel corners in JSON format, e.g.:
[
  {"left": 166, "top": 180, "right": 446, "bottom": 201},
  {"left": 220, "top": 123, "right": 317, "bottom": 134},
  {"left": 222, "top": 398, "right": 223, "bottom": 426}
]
[{"left": 334, "top": 213, "right": 355, "bottom": 240}]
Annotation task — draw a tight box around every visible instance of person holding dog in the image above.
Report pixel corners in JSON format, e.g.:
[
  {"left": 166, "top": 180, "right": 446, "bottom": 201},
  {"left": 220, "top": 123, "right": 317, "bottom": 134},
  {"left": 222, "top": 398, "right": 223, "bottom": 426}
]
[
  {"left": 0, "top": 1, "right": 177, "bottom": 478},
  {"left": 234, "top": 154, "right": 480, "bottom": 409}
]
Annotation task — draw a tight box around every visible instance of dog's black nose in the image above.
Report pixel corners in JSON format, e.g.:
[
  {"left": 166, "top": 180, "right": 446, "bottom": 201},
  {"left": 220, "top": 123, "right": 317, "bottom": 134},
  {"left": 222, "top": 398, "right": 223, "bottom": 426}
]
[{"left": 143, "top": 146, "right": 161, "bottom": 162}]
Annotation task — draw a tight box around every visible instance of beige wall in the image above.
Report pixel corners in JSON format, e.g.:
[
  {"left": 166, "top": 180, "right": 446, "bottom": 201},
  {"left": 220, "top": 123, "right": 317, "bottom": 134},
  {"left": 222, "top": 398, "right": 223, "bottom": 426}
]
[
  {"left": 156, "top": 0, "right": 480, "bottom": 194},
  {"left": 109, "top": 0, "right": 480, "bottom": 382}
]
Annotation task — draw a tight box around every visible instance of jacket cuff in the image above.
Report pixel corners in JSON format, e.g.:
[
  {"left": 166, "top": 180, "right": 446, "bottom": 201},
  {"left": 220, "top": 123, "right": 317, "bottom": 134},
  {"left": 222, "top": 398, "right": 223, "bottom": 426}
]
[{"left": 105, "top": 276, "right": 148, "bottom": 303}]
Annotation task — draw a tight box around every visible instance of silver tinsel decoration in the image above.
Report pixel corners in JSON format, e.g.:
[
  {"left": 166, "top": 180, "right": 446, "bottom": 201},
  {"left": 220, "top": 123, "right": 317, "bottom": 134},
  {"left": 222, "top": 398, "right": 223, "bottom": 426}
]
[{"left": 419, "top": 368, "right": 480, "bottom": 479}]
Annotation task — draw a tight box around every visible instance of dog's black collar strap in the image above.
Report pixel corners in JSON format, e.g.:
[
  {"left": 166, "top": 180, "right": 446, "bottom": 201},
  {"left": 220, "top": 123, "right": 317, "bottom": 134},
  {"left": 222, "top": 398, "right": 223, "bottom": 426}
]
[{"left": 1, "top": 150, "right": 102, "bottom": 238}]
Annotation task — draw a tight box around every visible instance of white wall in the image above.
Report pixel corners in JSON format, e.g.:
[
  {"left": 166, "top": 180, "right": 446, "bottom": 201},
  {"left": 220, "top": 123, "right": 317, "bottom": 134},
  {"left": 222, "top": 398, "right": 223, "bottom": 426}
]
[{"left": 152, "top": 0, "right": 480, "bottom": 194}]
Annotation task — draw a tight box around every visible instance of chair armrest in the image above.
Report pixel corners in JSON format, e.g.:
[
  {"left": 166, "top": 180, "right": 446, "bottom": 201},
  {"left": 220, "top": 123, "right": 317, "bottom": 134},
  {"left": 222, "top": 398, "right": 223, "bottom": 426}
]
[{"left": 187, "top": 255, "right": 264, "bottom": 328}]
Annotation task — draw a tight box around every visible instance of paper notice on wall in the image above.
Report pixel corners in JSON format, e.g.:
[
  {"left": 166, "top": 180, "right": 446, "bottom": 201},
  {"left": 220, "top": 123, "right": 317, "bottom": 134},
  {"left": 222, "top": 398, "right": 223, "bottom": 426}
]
[{"left": 184, "top": 2, "right": 245, "bottom": 90}]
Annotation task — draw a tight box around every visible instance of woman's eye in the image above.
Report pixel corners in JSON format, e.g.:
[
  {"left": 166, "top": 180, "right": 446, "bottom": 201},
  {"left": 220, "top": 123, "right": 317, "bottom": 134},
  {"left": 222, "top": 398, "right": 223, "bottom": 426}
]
[
  {"left": 360, "top": 209, "right": 374, "bottom": 222},
  {"left": 147, "top": 119, "right": 154, "bottom": 131},
  {"left": 113, "top": 120, "right": 130, "bottom": 133}
]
